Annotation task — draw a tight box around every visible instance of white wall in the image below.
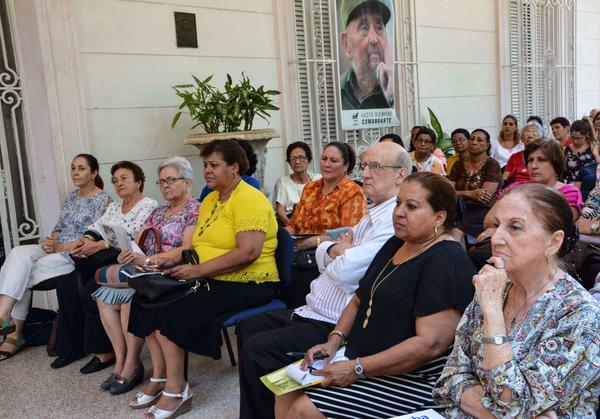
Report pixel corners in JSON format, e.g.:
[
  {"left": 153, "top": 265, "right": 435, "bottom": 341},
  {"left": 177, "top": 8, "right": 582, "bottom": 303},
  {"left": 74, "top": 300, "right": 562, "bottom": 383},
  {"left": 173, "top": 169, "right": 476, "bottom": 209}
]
[
  {"left": 414, "top": 0, "right": 500, "bottom": 139},
  {"left": 576, "top": 0, "right": 600, "bottom": 117},
  {"left": 73, "top": 0, "right": 284, "bottom": 201}
]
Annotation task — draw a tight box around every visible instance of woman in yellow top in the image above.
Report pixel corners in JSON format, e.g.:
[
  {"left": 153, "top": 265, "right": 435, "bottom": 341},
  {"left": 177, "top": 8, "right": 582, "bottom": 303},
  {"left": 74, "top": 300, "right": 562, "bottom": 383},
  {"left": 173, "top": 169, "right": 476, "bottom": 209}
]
[{"left": 128, "top": 140, "right": 279, "bottom": 419}]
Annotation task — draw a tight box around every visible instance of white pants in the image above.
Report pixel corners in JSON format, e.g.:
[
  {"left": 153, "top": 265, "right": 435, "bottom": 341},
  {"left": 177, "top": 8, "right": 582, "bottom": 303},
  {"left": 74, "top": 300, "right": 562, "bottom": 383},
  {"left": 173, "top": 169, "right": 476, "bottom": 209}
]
[{"left": 0, "top": 245, "right": 75, "bottom": 321}]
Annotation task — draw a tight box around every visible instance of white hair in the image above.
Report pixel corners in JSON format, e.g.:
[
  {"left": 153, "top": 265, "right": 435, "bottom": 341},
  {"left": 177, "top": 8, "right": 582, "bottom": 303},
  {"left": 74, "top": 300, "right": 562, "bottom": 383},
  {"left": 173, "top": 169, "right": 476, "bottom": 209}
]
[{"left": 157, "top": 156, "right": 193, "bottom": 180}]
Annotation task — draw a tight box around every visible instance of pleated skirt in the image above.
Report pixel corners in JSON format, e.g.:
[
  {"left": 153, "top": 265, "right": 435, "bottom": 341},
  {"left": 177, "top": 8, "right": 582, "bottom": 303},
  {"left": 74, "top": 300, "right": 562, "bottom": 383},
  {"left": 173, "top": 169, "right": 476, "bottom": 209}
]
[{"left": 304, "top": 351, "right": 449, "bottom": 419}]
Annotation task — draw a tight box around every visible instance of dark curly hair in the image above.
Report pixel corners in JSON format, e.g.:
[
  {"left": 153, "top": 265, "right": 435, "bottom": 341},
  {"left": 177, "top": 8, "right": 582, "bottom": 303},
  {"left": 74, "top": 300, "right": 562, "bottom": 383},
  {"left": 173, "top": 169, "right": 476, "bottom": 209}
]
[
  {"left": 286, "top": 141, "right": 313, "bottom": 162},
  {"left": 110, "top": 161, "right": 146, "bottom": 192},
  {"left": 200, "top": 139, "right": 250, "bottom": 175}
]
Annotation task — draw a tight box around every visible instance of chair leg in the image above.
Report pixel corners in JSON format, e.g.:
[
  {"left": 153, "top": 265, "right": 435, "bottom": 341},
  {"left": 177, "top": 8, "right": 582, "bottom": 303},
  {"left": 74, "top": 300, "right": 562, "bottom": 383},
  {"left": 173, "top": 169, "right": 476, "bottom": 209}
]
[
  {"left": 183, "top": 351, "right": 188, "bottom": 381},
  {"left": 222, "top": 327, "right": 236, "bottom": 367}
]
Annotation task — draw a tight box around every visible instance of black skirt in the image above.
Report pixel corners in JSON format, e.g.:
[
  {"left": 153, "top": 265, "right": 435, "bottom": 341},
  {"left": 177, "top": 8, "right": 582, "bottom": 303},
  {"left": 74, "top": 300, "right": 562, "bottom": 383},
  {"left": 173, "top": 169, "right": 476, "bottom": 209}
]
[{"left": 128, "top": 278, "right": 276, "bottom": 359}]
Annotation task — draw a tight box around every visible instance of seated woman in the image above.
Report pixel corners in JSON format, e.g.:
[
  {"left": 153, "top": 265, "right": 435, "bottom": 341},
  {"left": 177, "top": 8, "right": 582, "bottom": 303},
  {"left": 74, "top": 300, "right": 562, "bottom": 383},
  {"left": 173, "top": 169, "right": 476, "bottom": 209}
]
[
  {"left": 91, "top": 157, "right": 199, "bottom": 396},
  {"left": 51, "top": 161, "right": 157, "bottom": 369},
  {"left": 199, "top": 138, "right": 259, "bottom": 201},
  {"left": 286, "top": 142, "right": 366, "bottom": 250},
  {"left": 409, "top": 127, "right": 446, "bottom": 175},
  {"left": 491, "top": 114, "right": 523, "bottom": 168},
  {"left": 448, "top": 128, "right": 502, "bottom": 243},
  {"left": 576, "top": 181, "right": 600, "bottom": 235},
  {"left": 502, "top": 122, "right": 543, "bottom": 186},
  {"left": 446, "top": 128, "right": 470, "bottom": 175},
  {"left": 128, "top": 139, "right": 280, "bottom": 418},
  {"left": 272, "top": 141, "right": 320, "bottom": 226},
  {"left": 433, "top": 184, "right": 600, "bottom": 416},
  {"left": 563, "top": 119, "right": 600, "bottom": 183},
  {"left": 275, "top": 173, "right": 476, "bottom": 419},
  {"left": 0, "top": 154, "right": 110, "bottom": 361}
]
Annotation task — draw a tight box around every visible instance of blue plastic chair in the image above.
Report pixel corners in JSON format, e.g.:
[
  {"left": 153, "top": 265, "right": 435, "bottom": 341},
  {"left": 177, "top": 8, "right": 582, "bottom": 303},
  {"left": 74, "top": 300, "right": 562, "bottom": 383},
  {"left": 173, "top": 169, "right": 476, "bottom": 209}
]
[{"left": 220, "top": 227, "right": 294, "bottom": 366}]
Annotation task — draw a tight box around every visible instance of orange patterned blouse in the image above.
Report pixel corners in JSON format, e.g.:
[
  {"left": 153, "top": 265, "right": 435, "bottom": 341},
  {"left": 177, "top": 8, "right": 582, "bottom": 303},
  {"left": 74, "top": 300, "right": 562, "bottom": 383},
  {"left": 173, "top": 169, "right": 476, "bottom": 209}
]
[{"left": 287, "top": 177, "right": 367, "bottom": 233}]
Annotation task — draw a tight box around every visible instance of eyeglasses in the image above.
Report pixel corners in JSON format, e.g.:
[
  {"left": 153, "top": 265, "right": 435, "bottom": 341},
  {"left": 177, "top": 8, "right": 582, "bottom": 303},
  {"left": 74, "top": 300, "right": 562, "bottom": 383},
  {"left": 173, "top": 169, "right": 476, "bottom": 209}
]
[
  {"left": 156, "top": 177, "right": 185, "bottom": 186},
  {"left": 358, "top": 162, "right": 402, "bottom": 173},
  {"left": 289, "top": 156, "right": 308, "bottom": 162}
]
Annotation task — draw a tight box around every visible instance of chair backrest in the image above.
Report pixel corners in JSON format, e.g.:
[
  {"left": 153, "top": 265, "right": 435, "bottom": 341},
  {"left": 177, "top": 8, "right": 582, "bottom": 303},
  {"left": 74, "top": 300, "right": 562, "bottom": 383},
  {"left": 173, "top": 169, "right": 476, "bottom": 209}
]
[{"left": 275, "top": 227, "right": 294, "bottom": 288}]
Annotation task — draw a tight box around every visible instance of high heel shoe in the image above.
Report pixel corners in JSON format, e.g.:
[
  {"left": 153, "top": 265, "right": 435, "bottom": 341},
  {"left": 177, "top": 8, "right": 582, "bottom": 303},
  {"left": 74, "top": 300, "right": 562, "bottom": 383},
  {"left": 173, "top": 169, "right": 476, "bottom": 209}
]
[
  {"left": 129, "top": 377, "right": 166, "bottom": 409},
  {"left": 109, "top": 363, "right": 144, "bottom": 395},
  {"left": 145, "top": 382, "right": 193, "bottom": 419}
]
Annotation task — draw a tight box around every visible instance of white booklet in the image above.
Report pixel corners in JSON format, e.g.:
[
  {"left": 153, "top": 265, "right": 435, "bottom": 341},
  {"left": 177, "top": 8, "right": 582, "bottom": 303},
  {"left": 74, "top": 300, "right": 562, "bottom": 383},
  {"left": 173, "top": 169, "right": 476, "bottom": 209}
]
[
  {"left": 389, "top": 409, "right": 445, "bottom": 419},
  {"left": 98, "top": 223, "right": 144, "bottom": 254},
  {"left": 285, "top": 347, "right": 348, "bottom": 385}
]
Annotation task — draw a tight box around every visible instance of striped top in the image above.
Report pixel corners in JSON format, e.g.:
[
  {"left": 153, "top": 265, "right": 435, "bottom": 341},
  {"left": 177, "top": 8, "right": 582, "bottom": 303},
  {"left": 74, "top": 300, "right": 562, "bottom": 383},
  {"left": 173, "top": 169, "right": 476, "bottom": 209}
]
[{"left": 293, "top": 197, "right": 397, "bottom": 324}]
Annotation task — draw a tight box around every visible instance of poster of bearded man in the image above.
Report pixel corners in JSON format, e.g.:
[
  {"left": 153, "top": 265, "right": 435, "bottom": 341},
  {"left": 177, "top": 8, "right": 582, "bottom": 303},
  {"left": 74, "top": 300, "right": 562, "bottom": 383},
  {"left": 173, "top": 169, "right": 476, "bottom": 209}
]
[{"left": 336, "top": 0, "right": 399, "bottom": 130}]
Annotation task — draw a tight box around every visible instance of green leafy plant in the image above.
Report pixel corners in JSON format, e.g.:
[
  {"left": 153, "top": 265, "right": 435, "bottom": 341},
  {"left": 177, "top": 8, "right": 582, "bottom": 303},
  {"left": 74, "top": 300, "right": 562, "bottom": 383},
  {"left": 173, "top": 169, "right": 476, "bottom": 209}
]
[
  {"left": 171, "top": 73, "right": 280, "bottom": 133},
  {"left": 427, "top": 107, "right": 454, "bottom": 157}
]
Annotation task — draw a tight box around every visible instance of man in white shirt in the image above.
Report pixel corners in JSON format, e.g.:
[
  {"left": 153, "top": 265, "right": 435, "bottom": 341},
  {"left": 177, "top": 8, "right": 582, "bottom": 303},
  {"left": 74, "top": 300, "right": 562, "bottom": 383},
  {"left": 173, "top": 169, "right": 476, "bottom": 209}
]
[{"left": 238, "top": 141, "right": 411, "bottom": 419}]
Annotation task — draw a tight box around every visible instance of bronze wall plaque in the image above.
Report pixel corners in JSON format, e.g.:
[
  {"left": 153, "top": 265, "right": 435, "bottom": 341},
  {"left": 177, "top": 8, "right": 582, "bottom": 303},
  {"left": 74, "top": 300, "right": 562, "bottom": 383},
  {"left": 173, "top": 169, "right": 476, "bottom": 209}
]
[{"left": 174, "top": 12, "right": 197, "bottom": 48}]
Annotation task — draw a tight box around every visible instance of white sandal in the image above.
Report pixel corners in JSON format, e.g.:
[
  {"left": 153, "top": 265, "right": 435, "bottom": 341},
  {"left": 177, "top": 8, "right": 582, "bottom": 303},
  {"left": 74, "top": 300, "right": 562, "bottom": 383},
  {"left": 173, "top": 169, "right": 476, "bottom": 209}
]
[
  {"left": 144, "top": 382, "right": 193, "bottom": 419},
  {"left": 129, "top": 377, "right": 167, "bottom": 409}
]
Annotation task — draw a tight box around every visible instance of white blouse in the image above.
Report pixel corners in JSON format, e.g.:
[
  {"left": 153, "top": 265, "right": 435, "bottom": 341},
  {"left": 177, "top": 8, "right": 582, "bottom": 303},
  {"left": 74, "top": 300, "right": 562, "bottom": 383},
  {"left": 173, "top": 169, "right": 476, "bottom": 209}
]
[
  {"left": 272, "top": 172, "right": 321, "bottom": 213},
  {"left": 89, "top": 197, "right": 158, "bottom": 239},
  {"left": 491, "top": 140, "right": 524, "bottom": 168}
]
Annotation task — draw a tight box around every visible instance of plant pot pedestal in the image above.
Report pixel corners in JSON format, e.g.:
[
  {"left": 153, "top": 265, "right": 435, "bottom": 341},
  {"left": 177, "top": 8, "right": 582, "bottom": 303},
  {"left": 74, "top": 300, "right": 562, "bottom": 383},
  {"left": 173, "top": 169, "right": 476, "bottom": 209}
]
[{"left": 184, "top": 128, "right": 279, "bottom": 190}]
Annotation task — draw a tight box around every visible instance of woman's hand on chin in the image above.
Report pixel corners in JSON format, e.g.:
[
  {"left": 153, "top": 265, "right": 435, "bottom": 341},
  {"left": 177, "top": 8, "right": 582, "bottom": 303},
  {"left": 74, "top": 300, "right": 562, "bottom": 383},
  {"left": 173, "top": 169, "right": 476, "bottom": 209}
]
[
  {"left": 163, "top": 264, "right": 202, "bottom": 280},
  {"left": 473, "top": 256, "right": 509, "bottom": 315}
]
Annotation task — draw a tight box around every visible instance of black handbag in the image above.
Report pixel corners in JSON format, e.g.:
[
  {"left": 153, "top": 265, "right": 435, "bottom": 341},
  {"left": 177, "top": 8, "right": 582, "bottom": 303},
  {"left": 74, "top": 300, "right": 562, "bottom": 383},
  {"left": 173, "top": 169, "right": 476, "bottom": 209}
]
[{"left": 128, "top": 249, "right": 206, "bottom": 308}]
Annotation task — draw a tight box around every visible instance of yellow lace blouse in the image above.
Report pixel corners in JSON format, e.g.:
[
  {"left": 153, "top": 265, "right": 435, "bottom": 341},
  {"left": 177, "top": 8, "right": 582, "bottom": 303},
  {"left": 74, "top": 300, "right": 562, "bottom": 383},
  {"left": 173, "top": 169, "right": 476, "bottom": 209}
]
[{"left": 192, "top": 180, "right": 279, "bottom": 284}]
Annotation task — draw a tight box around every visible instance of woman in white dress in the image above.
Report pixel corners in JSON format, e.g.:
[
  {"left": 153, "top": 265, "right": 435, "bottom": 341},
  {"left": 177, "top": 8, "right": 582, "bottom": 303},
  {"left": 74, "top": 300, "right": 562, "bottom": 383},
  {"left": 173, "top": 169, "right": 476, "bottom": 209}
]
[{"left": 272, "top": 142, "right": 320, "bottom": 226}]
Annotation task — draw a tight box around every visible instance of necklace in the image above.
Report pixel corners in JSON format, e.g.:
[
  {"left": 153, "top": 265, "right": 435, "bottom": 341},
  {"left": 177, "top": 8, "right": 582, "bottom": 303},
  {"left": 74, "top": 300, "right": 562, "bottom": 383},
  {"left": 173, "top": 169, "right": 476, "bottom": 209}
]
[
  {"left": 196, "top": 200, "right": 224, "bottom": 238},
  {"left": 121, "top": 196, "right": 143, "bottom": 214},
  {"left": 465, "top": 156, "right": 487, "bottom": 177},
  {"left": 219, "top": 178, "right": 241, "bottom": 203},
  {"left": 507, "top": 267, "right": 559, "bottom": 329},
  {"left": 362, "top": 236, "right": 440, "bottom": 328}
]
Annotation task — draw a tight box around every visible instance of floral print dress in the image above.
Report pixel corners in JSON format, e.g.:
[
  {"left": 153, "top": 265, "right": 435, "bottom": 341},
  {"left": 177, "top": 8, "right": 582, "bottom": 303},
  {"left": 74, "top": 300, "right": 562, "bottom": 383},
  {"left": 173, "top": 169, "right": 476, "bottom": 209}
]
[
  {"left": 433, "top": 273, "right": 600, "bottom": 418},
  {"left": 564, "top": 146, "right": 595, "bottom": 183}
]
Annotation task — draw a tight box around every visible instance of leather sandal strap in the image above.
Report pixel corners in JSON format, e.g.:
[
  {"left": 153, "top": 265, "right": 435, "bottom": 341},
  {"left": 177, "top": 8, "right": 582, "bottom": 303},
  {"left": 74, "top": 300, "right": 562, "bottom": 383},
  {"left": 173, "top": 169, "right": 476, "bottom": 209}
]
[
  {"left": 4, "top": 336, "right": 18, "bottom": 346},
  {"left": 162, "top": 390, "right": 184, "bottom": 398},
  {"left": 149, "top": 377, "right": 167, "bottom": 383}
]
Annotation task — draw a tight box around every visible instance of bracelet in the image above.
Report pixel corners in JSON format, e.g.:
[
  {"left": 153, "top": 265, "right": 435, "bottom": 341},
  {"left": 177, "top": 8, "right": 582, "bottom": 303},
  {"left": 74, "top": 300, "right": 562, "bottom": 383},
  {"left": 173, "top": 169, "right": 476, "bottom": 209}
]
[
  {"left": 82, "top": 234, "right": 95, "bottom": 241},
  {"left": 145, "top": 257, "right": 151, "bottom": 265},
  {"left": 316, "top": 236, "right": 321, "bottom": 247},
  {"left": 328, "top": 330, "right": 345, "bottom": 344},
  {"left": 104, "top": 241, "right": 109, "bottom": 249}
]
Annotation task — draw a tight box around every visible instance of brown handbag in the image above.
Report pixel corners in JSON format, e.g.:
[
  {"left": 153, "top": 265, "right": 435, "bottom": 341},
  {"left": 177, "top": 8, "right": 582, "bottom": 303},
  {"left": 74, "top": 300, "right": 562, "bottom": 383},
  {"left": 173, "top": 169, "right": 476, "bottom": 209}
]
[{"left": 138, "top": 226, "right": 162, "bottom": 254}]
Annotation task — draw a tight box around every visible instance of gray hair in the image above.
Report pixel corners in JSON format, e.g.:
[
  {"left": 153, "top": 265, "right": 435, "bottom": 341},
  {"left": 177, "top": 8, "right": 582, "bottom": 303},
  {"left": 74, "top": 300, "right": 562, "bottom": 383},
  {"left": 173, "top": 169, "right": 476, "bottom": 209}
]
[
  {"left": 394, "top": 148, "right": 413, "bottom": 173},
  {"left": 523, "top": 121, "right": 543, "bottom": 138},
  {"left": 157, "top": 156, "right": 193, "bottom": 180}
]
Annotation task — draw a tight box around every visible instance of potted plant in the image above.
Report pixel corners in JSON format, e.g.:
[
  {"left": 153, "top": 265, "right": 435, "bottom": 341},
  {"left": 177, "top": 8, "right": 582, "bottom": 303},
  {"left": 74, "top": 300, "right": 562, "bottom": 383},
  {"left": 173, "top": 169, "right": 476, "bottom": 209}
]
[
  {"left": 172, "top": 73, "right": 281, "bottom": 187},
  {"left": 171, "top": 73, "right": 280, "bottom": 134},
  {"left": 427, "top": 107, "right": 454, "bottom": 157}
]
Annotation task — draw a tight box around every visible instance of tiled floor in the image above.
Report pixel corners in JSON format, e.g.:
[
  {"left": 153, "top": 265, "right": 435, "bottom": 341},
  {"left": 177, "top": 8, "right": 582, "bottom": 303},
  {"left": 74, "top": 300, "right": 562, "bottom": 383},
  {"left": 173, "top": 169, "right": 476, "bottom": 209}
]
[{"left": 3, "top": 341, "right": 240, "bottom": 418}]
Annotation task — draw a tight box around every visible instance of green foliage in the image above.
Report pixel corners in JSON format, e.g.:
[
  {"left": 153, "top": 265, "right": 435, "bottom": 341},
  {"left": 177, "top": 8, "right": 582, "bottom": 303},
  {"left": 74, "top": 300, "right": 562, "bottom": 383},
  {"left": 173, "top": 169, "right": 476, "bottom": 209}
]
[
  {"left": 171, "top": 73, "right": 280, "bottom": 133},
  {"left": 427, "top": 107, "right": 455, "bottom": 157}
]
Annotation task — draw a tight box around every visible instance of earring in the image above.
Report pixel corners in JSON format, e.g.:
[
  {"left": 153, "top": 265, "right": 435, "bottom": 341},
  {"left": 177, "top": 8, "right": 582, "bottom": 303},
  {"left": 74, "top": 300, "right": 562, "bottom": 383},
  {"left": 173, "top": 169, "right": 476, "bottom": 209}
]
[{"left": 434, "top": 226, "right": 439, "bottom": 237}]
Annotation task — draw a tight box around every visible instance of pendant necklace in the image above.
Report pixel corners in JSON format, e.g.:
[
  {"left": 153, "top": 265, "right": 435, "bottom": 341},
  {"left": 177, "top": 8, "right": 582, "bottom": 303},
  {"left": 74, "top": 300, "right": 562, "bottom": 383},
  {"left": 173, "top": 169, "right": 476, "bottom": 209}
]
[
  {"left": 363, "top": 236, "right": 440, "bottom": 329},
  {"left": 508, "top": 267, "right": 559, "bottom": 329}
]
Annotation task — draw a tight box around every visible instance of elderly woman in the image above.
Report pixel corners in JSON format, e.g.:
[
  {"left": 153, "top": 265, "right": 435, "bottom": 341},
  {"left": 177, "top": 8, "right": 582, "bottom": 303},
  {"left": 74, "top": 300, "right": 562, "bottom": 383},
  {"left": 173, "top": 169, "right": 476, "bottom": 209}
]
[
  {"left": 199, "top": 138, "right": 259, "bottom": 201},
  {"left": 272, "top": 141, "right": 321, "bottom": 226},
  {"left": 89, "top": 157, "right": 200, "bottom": 396},
  {"left": 128, "top": 139, "right": 279, "bottom": 418},
  {"left": 563, "top": 119, "right": 600, "bottom": 183},
  {"left": 275, "top": 173, "right": 476, "bottom": 419},
  {"left": 51, "top": 161, "right": 158, "bottom": 370},
  {"left": 433, "top": 184, "right": 600, "bottom": 416},
  {"left": 0, "top": 154, "right": 110, "bottom": 360},
  {"left": 492, "top": 114, "right": 523, "bottom": 168},
  {"left": 446, "top": 128, "right": 470, "bottom": 175},
  {"left": 409, "top": 127, "right": 446, "bottom": 175},
  {"left": 449, "top": 129, "right": 502, "bottom": 242},
  {"left": 502, "top": 122, "right": 543, "bottom": 186},
  {"left": 286, "top": 141, "right": 366, "bottom": 250}
]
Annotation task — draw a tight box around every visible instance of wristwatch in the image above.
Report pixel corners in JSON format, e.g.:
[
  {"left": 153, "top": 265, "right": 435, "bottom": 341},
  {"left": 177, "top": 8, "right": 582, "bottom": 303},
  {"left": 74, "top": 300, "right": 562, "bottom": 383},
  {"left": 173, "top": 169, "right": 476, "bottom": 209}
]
[
  {"left": 354, "top": 357, "right": 365, "bottom": 379},
  {"left": 482, "top": 335, "right": 510, "bottom": 345},
  {"left": 591, "top": 221, "right": 599, "bottom": 235}
]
